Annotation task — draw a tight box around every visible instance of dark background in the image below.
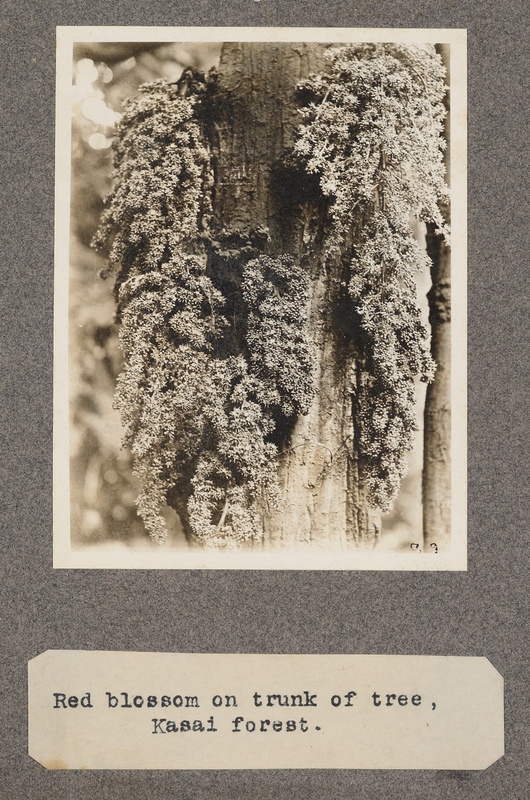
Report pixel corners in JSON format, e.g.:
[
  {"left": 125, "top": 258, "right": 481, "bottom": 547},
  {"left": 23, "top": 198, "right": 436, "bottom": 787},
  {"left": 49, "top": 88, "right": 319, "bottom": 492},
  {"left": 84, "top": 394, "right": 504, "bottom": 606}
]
[{"left": 1, "top": 2, "right": 529, "bottom": 799}]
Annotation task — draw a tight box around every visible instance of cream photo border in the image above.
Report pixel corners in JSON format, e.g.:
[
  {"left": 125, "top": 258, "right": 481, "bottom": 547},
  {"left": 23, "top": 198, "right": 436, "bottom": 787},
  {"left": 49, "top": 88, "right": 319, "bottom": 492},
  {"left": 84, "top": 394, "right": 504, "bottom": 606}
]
[{"left": 54, "top": 26, "right": 467, "bottom": 570}]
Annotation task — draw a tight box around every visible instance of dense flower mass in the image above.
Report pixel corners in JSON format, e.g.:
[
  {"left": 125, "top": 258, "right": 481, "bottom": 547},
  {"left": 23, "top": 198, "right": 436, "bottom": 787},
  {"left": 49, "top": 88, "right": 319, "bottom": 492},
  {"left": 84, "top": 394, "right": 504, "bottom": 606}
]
[
  {"left": 94, "top": 43, "right": 449, "bottom": 541},
  {"left": 94, "top": 79, "right": 314, "bottom": 544},
  {"left": 295, "top": 43, "right": 448, "bottom": 509},
  {"left": 242, "top": 254, "right": 315, "bottom": 418},
  {"left": 93, "top": 79, "right": 212, "bottom": 270}
]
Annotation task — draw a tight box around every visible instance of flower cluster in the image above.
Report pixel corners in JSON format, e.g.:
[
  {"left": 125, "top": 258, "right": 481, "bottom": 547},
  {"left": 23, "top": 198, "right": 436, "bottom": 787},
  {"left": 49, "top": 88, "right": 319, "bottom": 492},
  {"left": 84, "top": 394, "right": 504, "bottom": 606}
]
[
  {"left": 187, "top": 250, "right": 316, "bottom": 545},
  {"left": 93, "top": 79, "right": 212, "bottom": 280},
  {"left": 113, "top": 254, "right": 229, "bottom": 542},
  {"left": 94, "top": 80, "right": 314, "bottom": 544},
  {"left": 186, "top": 360, "right": 282, "bottom": 546},
  {"left": 296, "top": 44, "right": 448, "bottom": 509},
  {"left": 242, "top": 254, "right": 315, "bottom": 418}
]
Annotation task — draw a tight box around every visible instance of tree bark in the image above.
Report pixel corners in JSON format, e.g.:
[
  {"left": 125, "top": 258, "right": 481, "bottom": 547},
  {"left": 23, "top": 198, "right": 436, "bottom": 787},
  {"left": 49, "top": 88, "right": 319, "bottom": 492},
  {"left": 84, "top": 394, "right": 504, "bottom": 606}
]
[
  {"left": 211, "top": 43, "right": 381, "bottom": 549},
  {"left": 423, "top": 44, "right": 451, "bottom": 550}
]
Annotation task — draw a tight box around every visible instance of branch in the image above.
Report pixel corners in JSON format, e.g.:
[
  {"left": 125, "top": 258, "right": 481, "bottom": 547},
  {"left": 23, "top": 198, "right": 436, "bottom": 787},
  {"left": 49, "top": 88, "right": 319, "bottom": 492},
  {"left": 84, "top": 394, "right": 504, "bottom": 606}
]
[{"left": 73, "top": 42, "right": 164, "bottom": 65}]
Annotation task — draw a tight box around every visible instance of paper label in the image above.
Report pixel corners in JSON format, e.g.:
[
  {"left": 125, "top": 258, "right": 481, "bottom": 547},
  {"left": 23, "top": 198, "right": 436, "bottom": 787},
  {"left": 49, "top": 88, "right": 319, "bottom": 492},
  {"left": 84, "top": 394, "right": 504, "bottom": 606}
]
[{"left": 28, "top": 651, "right": 503, "bottom": 770}]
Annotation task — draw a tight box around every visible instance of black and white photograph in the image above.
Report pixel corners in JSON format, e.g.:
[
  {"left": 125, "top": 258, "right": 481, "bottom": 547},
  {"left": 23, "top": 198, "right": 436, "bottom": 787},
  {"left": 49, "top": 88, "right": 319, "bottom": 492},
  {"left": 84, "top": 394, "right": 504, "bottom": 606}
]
[
  {"left": 6, "top": 5, "right": 530, "bottom": 795},
  {"left": 54, "top": 27, "right": 467, "bottom": 569}
]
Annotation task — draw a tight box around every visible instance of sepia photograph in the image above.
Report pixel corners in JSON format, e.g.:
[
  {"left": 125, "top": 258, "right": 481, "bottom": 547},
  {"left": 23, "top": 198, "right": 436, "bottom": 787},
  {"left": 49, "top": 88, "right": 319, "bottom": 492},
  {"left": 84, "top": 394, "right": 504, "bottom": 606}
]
[
  {"left": 6, "top": 6, "right": 530, "bottom": 797},
  {"left": 54, "top": 27, "right": 467, "bottom": 569}
]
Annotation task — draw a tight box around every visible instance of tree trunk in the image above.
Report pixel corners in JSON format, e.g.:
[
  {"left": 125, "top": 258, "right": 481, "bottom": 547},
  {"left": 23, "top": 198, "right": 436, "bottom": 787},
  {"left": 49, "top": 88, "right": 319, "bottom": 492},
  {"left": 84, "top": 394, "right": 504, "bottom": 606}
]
[
  {"left": 423, "top": 44, "right": 451, "bottom": 550},
  {"left": 211, "top": 43, "right": 381, "bottom": 549}
]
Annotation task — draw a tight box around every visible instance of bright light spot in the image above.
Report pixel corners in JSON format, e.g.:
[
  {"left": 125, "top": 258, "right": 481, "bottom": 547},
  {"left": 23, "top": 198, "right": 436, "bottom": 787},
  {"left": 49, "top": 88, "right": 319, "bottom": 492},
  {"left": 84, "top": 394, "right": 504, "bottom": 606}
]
[
  {"left": 104, "top": 469, "right": 118, "bottom": 484},
  {"left": 71, "top": 82, "right": 93, "bottom": 104},
  {"left": 112, "top": 504, "right": 128, "bottom": 521},
  {"left": 77, "top": 57, "right": 94, "bottom": 72},
  {"left": 88, "top": 132, "right": 112, "bottom": 150},
  {"left": 76, "top": 58, "right": 99, "bottom": 86},
  {"left": 82, "top": 508, "right": 101, "bottom": 533},
  {"left": 121, "top": 56, "right": 137, "bottom": 71},
  {"left": 81, "top": 96, "right": 121, "bottom": 127},
  {"left": 100, "top": 65, "right": 114, "bottom": 83}
]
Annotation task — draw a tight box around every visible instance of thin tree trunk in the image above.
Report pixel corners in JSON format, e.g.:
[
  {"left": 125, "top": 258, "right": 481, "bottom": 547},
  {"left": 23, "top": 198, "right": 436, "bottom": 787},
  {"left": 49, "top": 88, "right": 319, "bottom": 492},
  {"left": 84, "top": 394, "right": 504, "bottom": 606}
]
[
  {"left": 423, "top": 43, "right": 451, "bottom": 550},
  {"left": 211, "top": 43, "right": 380, "bottom": 549}
]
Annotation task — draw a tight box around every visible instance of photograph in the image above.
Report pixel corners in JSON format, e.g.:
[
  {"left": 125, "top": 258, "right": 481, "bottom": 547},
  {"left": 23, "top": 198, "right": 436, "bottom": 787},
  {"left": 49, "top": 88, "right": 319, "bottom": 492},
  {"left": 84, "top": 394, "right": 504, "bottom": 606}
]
[
  {"left": 4, "top": 8, "right": 528, "bottom": 797},
  {"left": 54, "top": 27, "right": 467, "bottom": 569}
]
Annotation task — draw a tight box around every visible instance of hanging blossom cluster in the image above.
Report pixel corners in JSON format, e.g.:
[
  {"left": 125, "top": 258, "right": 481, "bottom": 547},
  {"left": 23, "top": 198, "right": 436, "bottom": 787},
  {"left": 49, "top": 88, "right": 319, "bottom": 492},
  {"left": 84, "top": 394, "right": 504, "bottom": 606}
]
[
  {"left": 93, "top": 80, "right": 212, "bottom": 281},
  {"left": 94, "top": 79, "right": 314, "bottom": 544},
  {"left": 242, "top": 254, "right": 315, "bottom": 418},
  {"left": 295, "top": 44, "right": 449, "bottom": 509},
  {"left": 188, "top": 254, "right": 315, "bottom": 546}
]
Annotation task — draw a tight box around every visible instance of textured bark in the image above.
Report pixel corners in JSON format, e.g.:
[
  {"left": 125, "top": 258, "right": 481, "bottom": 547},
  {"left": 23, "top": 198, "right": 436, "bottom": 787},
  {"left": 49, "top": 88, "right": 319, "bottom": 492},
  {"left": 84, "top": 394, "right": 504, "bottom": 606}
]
[
  {"left": 211, "top": 43, "right": 381, "bottom": 549},
  {"left": 423, "top": 44, "right": 451, "bottom": 550}
]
